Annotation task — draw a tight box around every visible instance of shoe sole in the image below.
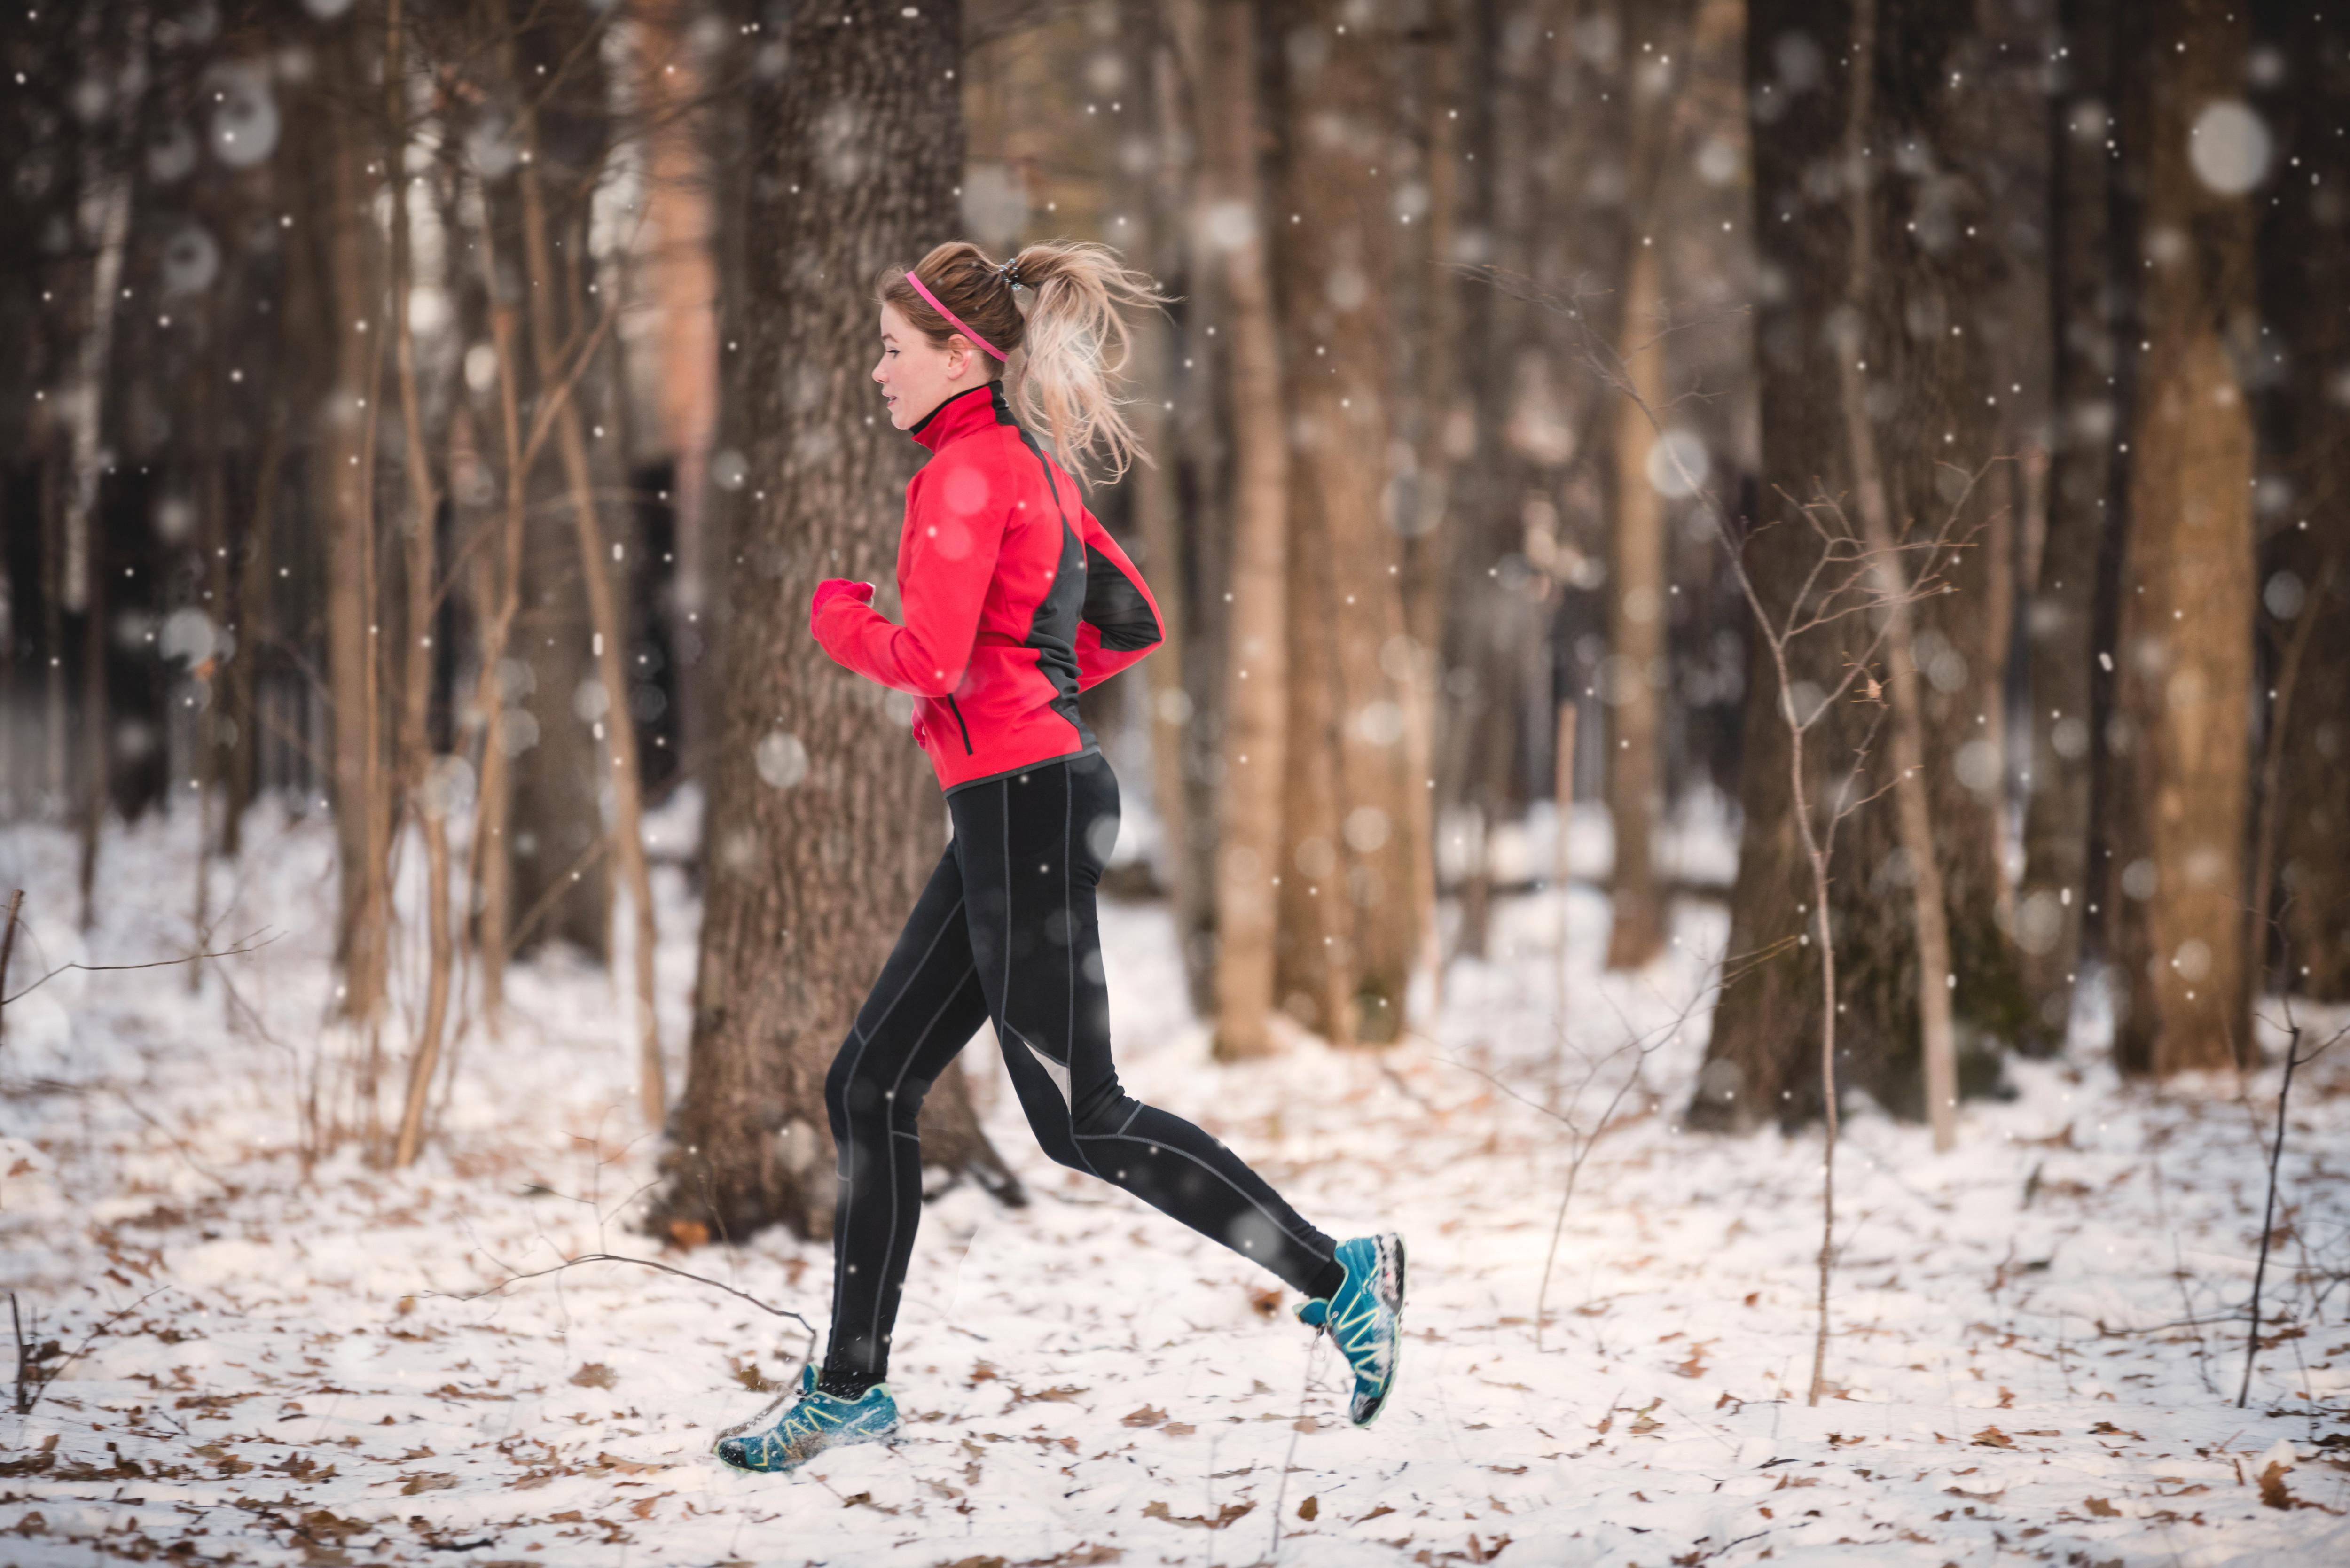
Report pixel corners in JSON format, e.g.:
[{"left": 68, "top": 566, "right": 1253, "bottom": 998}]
[{"left": 1355, "top": 1232, "right": 1407, "bottom": 1429}]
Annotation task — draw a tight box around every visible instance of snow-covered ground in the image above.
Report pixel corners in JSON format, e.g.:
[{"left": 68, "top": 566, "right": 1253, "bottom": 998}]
[{"left": 2, "top": 801, "right": 2346, "bottom": 1565}]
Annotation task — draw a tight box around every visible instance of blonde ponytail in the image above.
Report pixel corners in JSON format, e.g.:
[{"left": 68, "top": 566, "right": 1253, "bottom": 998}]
[{"left": 880, "top": 238, "right": 1172, "bottom": 487}]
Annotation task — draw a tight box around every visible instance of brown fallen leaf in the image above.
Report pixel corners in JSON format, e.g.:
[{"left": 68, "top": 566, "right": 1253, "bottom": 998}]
[
  {"left": 2084, "top": 1497, "right": 2121, "bottom": 1518},
  {"left": 2090, "top": 1421, "right": 2145, "bottom": 1441},
  {"left": 593, "top": 1452, "right": 667, "bottom": 1475},
  {"left": 731, "top": 1358, "right": 782, "bottom": 1393},
  {"left": 666, "top": 1218, "right": 709, "bottom": 1251},
  {"left": 399, "top": 1474, "right": 456, "bottom": 1495},
  {"left": 1164, "top": 1422, "right": 1196, "bottom": 1436},
  {"left": 1972, "top": 1426, "right": 2015, "bottom": 1450},
  {"left": 1996, "top": 1387, "right": 2015, "bottom": 1410},
  {"left": 1357, "top": 1505, "right": 1397, "bottom": 1523},
  {"left": 1142, "top": 1500, "right": 1255, "bottom": 1530},
  {"left": 570, "top": 1363, "right": 617, "bottom": 1390},
  {"left": 1297, "top": 1496, "right": 1319, "bottom": 1521},
  {"left": 1010, "top": 1385, "right": 1088, "bottom": 1406},
  {"left": 1120, "top": 1406, "right": 1167, "bottom": 1428},
  {"left": 2258, "top": 1462, "right": 2308, "bottom": 1511}
]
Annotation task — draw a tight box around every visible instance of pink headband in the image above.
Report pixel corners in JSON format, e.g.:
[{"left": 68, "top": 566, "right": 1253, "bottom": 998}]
[{"left": 905, "top": 271, "right": 1008, "bottom": 362}]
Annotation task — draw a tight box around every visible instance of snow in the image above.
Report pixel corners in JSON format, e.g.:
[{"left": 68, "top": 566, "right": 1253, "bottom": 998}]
[{"left": 2, "top": 801, "right": 2347, "bottom": 1565}]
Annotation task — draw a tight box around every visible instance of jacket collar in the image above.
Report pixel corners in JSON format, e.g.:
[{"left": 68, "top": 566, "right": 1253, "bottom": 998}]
[{"left": 908, "top": 381, "right": 1007, "bottom": 454}]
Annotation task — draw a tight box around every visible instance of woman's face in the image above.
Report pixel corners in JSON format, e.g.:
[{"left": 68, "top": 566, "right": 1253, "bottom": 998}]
[{"left": 874, "top": 299, "right": 986, "bottom": 430}]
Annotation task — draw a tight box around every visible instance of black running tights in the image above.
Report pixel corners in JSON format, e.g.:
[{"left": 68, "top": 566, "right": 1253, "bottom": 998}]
[{"left": 819, "top": 752, "right": 1338, "bottom": 1390}]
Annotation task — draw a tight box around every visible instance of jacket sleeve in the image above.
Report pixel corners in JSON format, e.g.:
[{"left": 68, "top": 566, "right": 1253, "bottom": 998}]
[
  {"left": 814, "top": 461, "right": 1010, "bottom": 697},
  {"left": 1073, "top": 504, "right": 1165, "bottom": 692}
]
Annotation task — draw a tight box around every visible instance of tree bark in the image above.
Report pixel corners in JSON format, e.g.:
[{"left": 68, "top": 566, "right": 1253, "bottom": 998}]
[
  {"left": 1198, "top": 0, "right": 1293, "bottom": 1061},
  {"left": 2016, "top": 0, "right": 2121, "bottom": 1051},
  {"left": 223, "top": 412, "right": 284, "bottom": 860},
  {"left": 388, "top": 0, "right": 455, "bottom": 1168},
  {"left": 308, "top": 20, "right": 392, "bottom": 1027},
  {"left": 2107, "top": 0, "right": 2256, "bottom": 1076},
  {"left": 495, "top": 1, "right": 612, "bottom": 967},
  {"left": 1267, "top": 0, "right": 1421, "bottom": 1045},
  {"left": 1696, "top": 0, "right": 2026, "bottom": 1130},
  {"left": 632, "top": 0, "right": 720, "bottom": 772},
  {"left": 1117, "top": 0, "right": 1200, "bottom": 997},
  {"left": 517, "top": 110, "right": 666, "bottom": 1123},
  {"left": 659, "top": 0, "right": 1014, "bottom": 1241},
  {"left": 1605, "top": 240, "right": 1670, "bottom": 971},
  {"left": 2259, "top": 0, "right": 2350, "bottom": 1001}
]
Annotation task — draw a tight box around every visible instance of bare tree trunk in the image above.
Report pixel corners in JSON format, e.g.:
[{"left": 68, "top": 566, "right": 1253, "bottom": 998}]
[
  {"left": 1389, "top": 0, "right": 1462, "bottom": 1005},
  {"left": 1268, "top": 0, "right": 1419, "bottom": 1046},
  {"left": 387, "top": 0, "right": 456, "bottom": 1168},
  {"left": 1553, "top": 699, "right": 1578, "bottom": 1011},
  {"left": 77, "top": 506, "right": 105, "bottom": 931},
  {"left": 658, "top": 0, "right": 1013, "bottom": 1241},
  {"left": 517, "top": 115, "right": 666, "bottom": 1125},
  {"left": 1697, "top": 0, "right": 2023, "bottom": 1129},
  {"left": 1199, "top": 0, "right": 1292, "bottom": 1061},
  {"left": 2262, "top": 1, "right": 2350, "bottom": 1002},
  {"left": 2016, "top": 0, "right": 2121, "bottom": 1052},
  {"left": 2108, "top": 0, "right": 2256, "bottom": 1077},
  {"left": 464, "top": 177, "right": 533, "bottom": 1024},
  {"left": 1605, "top": 239, "right": 1669, "bottom": 971},
  {"left": 1835, "top": 0, "right": 1957, "bottom": 1151},
  {"left": 632, "top": 0, "right": 719, "bottom": 768},
  {"left": 189, "top": 320, "right": 228, "bottom": 991},
  {"left": 223, "top": 413, "right": 283, "bottom": 859},
  {"left": 1118, "top": 0, "right": 1197, "bottom": 941},
  {"left": 69, "top": 137, "right": 133, "bottom": 931},
  {"left": 312, "top": 21, "right": 392, "bottom": 1032},
  {"left": 41, "top": 433, "right": 67, "bottom": 818},
  {"left": 494, "top": 9, "right": 611, "bottom": 968}
]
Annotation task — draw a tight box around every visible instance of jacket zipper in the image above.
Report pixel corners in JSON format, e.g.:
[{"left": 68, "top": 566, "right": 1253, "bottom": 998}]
[{"left": 944, "top": 695, "right": 974, "bottom": 755}]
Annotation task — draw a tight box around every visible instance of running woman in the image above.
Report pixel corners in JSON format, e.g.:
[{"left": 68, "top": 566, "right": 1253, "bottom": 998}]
[{"left": 715, "top": 241, "right": 1405, "bottom": 1474}]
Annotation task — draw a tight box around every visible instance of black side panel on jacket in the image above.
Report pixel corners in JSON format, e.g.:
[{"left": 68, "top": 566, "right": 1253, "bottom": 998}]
[
  {"left": 1081, "top": 544, "right": 1163, "bottom": 651},
  {"left": 1009, "top": 423, "right": 1090, "bottom": 741}
]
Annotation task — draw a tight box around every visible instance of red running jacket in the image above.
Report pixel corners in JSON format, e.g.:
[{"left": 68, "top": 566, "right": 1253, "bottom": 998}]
[{"left": 813, "top": 382, "right": 1165, "bottom": 795}]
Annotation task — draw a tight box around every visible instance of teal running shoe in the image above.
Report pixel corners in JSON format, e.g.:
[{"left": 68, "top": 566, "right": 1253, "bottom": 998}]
[
  {"left": 1294, "top": 1232, "right": 1407, "bottom": 1427},
  {"left": 713, "top": 1364, "right": 899, "bottom": 1474}
]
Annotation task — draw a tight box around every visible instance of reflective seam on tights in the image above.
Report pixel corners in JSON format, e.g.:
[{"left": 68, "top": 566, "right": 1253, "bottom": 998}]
[
  {"left": 864, "top": 961, "right": 982, "bottom": 1370},
  {"left": 1074, "top": 1127, "right": 1334, "bottom": 1260},
  {"left": 827, "top": 897, "right": 966, "bottom": 1355}
]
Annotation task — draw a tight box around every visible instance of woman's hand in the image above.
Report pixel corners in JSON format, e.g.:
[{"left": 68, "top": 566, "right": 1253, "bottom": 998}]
[{"left": 809, "top": 578, "right": 876, "bottom": 637}]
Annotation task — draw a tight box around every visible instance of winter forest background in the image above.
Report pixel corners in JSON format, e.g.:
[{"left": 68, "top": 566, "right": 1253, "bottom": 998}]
[{"left": 2, "top": 0, "right": 2348, "bottom": 1562}]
